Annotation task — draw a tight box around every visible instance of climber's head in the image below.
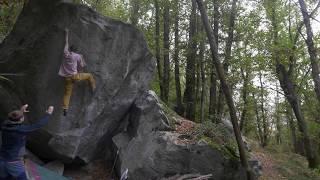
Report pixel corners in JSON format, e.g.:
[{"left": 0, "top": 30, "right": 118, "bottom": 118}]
[
  {"left": 70, "top": 45, "right": 78, "bottom": 53},
  {"left": 8, "top": 110, "right": 24, "bottom": 124}
]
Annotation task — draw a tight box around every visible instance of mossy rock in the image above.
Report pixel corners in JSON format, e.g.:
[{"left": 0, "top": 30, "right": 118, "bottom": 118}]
[
  {"left": 158, "top": 99, "right": 182, "bottom": 128},
  {"left": 157, "top": 100, "right": 241, "bottom": 161},
  {"left": 194, "top": 121, "right": 239, "bottom": 160}
]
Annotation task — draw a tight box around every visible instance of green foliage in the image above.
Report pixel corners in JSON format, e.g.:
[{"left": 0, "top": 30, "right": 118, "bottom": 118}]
[
  {"left": 77, "top": 0, "right": 130, "bottom": 21},
  {"left": 0, "top": 0, "right": 23, "bottom": 41},
  {"left": 275, "top": 150, "right": 320, "bottom": 179}
]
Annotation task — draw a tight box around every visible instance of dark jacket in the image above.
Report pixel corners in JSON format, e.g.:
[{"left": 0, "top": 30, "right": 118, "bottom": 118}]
[{"left": 0, "top": 114, "right": 50, "bottom": 160}]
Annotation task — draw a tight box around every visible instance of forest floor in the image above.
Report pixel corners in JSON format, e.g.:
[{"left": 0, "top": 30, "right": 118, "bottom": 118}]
[{"left": 252, "top": 144, "right": 320, "bottom": 180}]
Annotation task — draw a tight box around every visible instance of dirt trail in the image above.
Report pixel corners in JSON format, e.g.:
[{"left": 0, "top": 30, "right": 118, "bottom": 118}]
[{"left": 253, "top": 150, "right": 286, "bottom": 180}]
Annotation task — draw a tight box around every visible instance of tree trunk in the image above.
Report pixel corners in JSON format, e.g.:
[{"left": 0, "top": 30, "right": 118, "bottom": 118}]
[
  {"left": 271, "top": 1, "right": 319, "bottom": 168},
  {"left": 199, "top": 24, "right": 206, "bottom": 123},
  {"left": 275, "top": 83, "right": 282, "bottom": 144},
  {"left": 209, "top": 72, "right": 217, "bottom": 122},
  {"left": 162, "top": 0, "right": 170, "bottom": 103},
  {"left": 130, "top": 0, "right": 140, "bottom": 26},
  {"left": 286, "top": 104, "right": 299, "bottom": 153},
  {"left": 195, "top": 55, "right": 201, "bottom": 121},
  {"left": 239, "top": 67, "right": 249, "bottom": 133},
  {"left": 216, "top": 88, "right": 224, "bottom": 122},
  {"left": 259, "top": 71, "right": 268, "bottom": 147},
  {"left": 196, "top": 0, "right": 254, "bottom": 179},
  {"left": 216, "top": 0, "right": 237, "bottom": 123},
  {"left": 298, "top": 0, "right": 320, "bottom": 104},
  {"left": 184, "top": 0, "right": 197, "bottom": 121},
  {"left": 208, "top": 0, "right": 219, "bottom": 123},
  {"left": 253, "top": 92, "right": 264, "bottom": 145},
  {"left": 277, "top": 63, "right": 318, "bottom": 168},
  {"left": 173, "top": 0, "right": 184, "bottom": 115},
  {"left": 223, "top": 0, "right": 237, "bottom": 73},
  {"left": 154, "top": 0, "right": 164, "bottom": 100}
]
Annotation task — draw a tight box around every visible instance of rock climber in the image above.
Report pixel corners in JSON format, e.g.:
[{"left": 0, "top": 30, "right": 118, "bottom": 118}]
[
  {"left": 0, "top": 104, "right": 54, "bottom": 180},
  {"left": 59, "top": 28, "right": 96, "bottom": 116}
]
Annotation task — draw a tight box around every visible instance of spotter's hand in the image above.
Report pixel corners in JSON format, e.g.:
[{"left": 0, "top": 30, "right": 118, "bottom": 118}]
[
  {"left": 46, "top": 106, "right": 54, "bottom": 115},
  {"left": 20, "top": 104, "right": 29, "bottom": 113}
]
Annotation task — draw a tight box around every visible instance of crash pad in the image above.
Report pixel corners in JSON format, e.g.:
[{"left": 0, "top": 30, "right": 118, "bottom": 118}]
[{"left": 25, "top": 159, "right": 69, "bottom": 180}]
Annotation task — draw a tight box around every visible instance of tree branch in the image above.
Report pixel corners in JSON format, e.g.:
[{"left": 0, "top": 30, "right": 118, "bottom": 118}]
[
  {"left": 310, "top": 16, "right": 320, "bottom": 23},
  {"left": 296, "top": 66, "right": 312, "bottom": 94},
  {"left": 265, "top": 86, "right": 286, "bottom": 96},
  {"left": 292, "top": 0, "right": 320, "bottom": 46}
]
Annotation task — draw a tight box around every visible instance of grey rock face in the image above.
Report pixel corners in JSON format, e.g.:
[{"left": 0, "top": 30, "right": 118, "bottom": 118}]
[
  {"left": 113, "top": 91, "right": 248, "bottom": 180},
  {"left": 0, "top": 0, "right": 155, "bottom": 162},
  {"left": 25, "top": 149, "right": 45, "bottom": 165}
]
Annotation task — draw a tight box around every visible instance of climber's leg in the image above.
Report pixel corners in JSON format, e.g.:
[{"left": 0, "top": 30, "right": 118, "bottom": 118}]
[
  {"left": 74, "top": 73, "right": 96, "bottom": 91},
  {"left": 62, "top": 77, "right": 74, "bottom": 116}
]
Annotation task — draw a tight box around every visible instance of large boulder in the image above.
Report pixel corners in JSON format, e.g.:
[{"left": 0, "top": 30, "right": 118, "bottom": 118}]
[
  {"left": 0, "top": 1, "right": 255, "bottom": 179},
  {"left": 113, "top": 91, "right": 248, "bottom": 180},
  {"left": 0, "top": 0, "right": 155, "bottom": 163}
]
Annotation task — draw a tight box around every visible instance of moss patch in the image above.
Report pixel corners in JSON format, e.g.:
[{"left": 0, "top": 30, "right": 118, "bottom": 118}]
[
  {"left": 199, "top": 136, "right": 239, "bottom": 160},
  {"left": 195, "top": 121, "right": 239, "bottom": 160},
  {"left": 158, "top": 99, "right": 183, "bottom": 128}
]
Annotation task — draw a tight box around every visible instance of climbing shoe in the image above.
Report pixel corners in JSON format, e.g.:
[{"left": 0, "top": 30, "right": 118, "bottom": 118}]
[{"left": 63, "top": 109, "right": 67, "bottom": 116}]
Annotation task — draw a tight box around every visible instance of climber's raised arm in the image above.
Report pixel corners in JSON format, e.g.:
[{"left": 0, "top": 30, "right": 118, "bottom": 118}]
[{"left": 64, "top": 28, "right": 70, "bottom": 56}]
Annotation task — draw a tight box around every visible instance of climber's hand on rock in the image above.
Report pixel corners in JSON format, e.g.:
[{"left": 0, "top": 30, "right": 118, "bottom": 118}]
[
  {"left": 20, "top": 104, "right": 29, "bottom": 113},
  {"left": 46, "top": 106, "right": 54, "bottom": 115}
]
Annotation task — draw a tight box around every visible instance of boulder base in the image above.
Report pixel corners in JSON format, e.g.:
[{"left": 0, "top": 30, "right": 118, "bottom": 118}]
[{"left": 113, "top": 91, "right": 248, "bottom": 180}]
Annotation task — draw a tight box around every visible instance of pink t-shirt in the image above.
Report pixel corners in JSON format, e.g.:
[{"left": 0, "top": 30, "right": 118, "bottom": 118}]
[{"left": 58, "top": 49, "right": 86, "bottom": 77}]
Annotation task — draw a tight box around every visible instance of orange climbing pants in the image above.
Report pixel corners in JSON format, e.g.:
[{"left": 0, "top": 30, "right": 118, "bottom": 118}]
[{"left": 62, "top": 73, "right": 96, "bottom": 110}]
